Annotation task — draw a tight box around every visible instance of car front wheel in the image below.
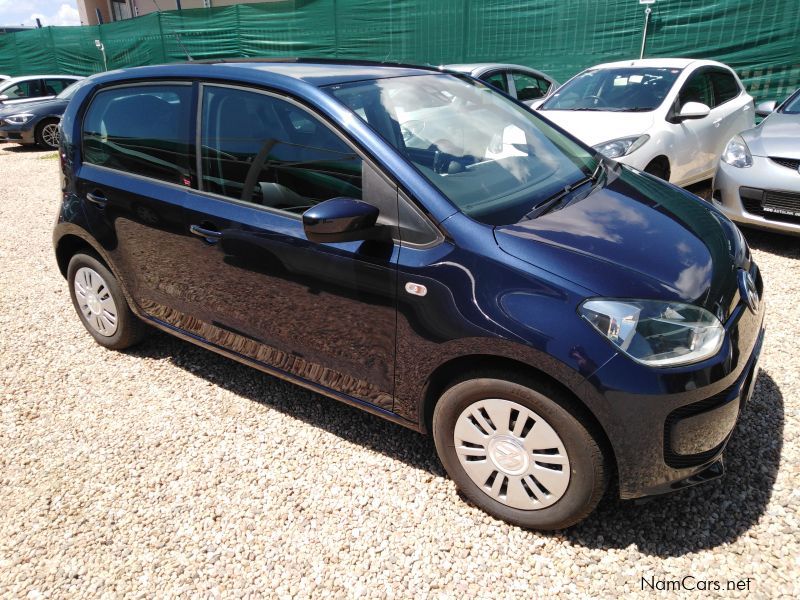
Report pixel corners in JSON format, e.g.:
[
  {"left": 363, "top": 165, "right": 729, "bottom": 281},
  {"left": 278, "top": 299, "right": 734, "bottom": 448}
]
[{"left": 433, "top": 375, "right": 607, "bottom": 530}]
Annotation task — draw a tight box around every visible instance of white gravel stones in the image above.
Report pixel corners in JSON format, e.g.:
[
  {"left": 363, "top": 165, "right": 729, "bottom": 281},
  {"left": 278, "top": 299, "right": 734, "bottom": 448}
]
[{"left": 1, "top": 144, "right": 798, "bottom": 598}]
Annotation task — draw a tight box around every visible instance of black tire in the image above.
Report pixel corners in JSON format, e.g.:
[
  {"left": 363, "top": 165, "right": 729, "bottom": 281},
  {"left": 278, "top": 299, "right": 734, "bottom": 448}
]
[
  {"left": 34, "top": 118, "right": 60, "bottom": 150},
  {"left": 432, "top": 374, "right": 607, "bottom": 530},
  {"left": 67, "top": 253, "right": 147, "bottom": 350},
  {"left": 643, "top": 157, "right": 670, "bottom": 181}
]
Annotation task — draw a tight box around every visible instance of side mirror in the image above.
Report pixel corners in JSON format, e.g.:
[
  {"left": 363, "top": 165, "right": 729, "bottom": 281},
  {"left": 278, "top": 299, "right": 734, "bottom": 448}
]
[
  {"left": 755, "top": 100, "right": 776, "bottom": 117},
  {"left": 0, "top": 95, "right": 7, "bottom": 101},
  {"left": 678, "top": 101, "right": 711, "bottom": 120},
  {"left": 302, "top": 197, "right": 380, "bottom": 244}
]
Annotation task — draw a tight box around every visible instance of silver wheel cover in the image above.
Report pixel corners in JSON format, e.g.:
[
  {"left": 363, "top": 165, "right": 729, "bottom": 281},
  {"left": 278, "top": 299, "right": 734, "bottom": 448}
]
[
  {"left": 453, "top": 398, "right": 570, "bottom": 510},
  {"left": 41, "top": 123, "right": 59, "bottom": 148},
  {"left": 73, "top": 267, "right": 119, "bottom": 336}
]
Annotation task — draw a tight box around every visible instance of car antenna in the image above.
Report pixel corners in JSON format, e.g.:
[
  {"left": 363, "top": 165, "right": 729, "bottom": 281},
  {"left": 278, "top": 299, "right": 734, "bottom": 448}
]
[{"left": 152, "top": 0, "right": 194, "bottom": 61}]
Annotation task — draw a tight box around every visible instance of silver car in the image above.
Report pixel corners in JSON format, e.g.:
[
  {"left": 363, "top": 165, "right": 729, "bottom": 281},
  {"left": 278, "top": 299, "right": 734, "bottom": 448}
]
[
  {"left": 444, "top": 63, "right": 558, "bottom": 105},
  {"left": 713, "top": 88, "right": 800, "bottom": 235}
]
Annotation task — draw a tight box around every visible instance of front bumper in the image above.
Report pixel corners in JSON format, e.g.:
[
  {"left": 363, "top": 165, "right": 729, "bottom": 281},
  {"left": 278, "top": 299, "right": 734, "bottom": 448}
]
[
  {"left": 0, "top": 123, "right": 35, "bottom": 145},
  {"left": 581, "top": 264, "right": 766, "bottom": 499},
  {"left": 713, "top": 156, "right": 800, "bottom": 236}
]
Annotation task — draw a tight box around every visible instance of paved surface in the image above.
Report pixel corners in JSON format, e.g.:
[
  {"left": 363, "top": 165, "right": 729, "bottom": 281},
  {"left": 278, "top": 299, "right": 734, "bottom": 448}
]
[{"left": 1, "top": 144, "right": 798, "bottom": 598}]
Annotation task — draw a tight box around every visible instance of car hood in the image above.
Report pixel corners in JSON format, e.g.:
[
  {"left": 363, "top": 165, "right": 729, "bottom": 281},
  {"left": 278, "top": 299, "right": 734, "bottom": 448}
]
[
  {"left": 0, "top": 97, "right": 66, "bottom": 117},
  {"left": 494, "top": 165, "right": 747, "bottom": 317},
  {"left": 742, "top": 112, "right": 800, "bottom": 158},
  {"left": 537, "top": 110, "right": 655, "bottom": 146}
]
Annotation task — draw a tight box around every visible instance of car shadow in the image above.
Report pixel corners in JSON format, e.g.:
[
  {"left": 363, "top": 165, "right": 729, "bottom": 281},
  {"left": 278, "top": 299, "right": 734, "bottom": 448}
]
[
  {"left": 126, "top": 332, "right": 783, "bottom": 556},
  {"left": 0, "top": 143, "right": 49, "bottom": 154},
  {"left": 741, "top": 227, "right": 800, "bottom": 259}
]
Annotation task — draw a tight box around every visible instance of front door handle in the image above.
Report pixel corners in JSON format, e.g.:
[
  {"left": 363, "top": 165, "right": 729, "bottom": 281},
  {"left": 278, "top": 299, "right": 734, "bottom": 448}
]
[
  {"left": 190, "top": 223, "right": 222, "bottom": 243},
  {"left": 86, "top": 191, "right": 107, "bottom": 208}
]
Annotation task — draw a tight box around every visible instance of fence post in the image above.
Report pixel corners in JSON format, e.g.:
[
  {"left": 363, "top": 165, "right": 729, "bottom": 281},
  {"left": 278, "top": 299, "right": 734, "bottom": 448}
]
[{"left": 158, "top": 12, "right": 168, "bottom": 62}]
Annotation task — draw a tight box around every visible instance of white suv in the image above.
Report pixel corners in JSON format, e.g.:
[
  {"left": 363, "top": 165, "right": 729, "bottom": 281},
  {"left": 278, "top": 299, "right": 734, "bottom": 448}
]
[{"left": 537, "top": 58, "right": 754, "bottom": 187}]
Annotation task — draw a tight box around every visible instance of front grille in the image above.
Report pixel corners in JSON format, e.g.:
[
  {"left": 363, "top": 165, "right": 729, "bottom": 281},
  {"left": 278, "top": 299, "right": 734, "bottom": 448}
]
[
  {"left": 769, "top": 156, "right": 800, "bottom": 170},
  {"left": 663, "top": 383, "right": 738, "bottom": 469},
  {"left": 739, "top": 187, "right": 800, "bottom": 224}
]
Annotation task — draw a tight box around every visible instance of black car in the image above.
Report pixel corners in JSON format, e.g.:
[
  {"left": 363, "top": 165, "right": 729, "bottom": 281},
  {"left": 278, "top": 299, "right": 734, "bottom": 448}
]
[
  {"left": 0, "top": 82, "right": 80, "bottom": 149},
  {"left": 53, "top": 60, "right": 765, "bottom": 530}
]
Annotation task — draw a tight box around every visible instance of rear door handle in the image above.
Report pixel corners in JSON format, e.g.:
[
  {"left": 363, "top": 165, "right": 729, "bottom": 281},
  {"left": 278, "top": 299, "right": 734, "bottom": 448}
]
[
  {"left": 190, "top": 224, "right": 222, "bottom": 243},
  {"left": 712, "top": 118, "right": 722, "bottom": 127},
  {"left": 85, "top": 191, "right": 107, "bottom": 208}
]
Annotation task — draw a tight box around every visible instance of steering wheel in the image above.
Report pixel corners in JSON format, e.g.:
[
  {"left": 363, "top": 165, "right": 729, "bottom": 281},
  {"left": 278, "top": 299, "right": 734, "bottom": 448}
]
[
  {"left": 585, "top": 95, "right": 608, "bottom": 107},
  {"left": 400, "top": 120, "right": 425, "bottom": 144},
  {"left": 432, "top": 139, "right": 462, "bottom": 174}
]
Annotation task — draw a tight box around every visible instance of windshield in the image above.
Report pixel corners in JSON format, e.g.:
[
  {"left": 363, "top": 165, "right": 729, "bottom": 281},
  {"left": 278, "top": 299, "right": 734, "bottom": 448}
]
[
  {"left": 541, "top": 67, "right": 682, "bottom": 112},
  {"left": 327, "top": 74, "right": 597, "bottom": 225},
  {"left": 57, "top": 82, "right": 79, "bottom": 100},
  {"left": 779, "top": 89, "right": 800, "bottom": 114}
]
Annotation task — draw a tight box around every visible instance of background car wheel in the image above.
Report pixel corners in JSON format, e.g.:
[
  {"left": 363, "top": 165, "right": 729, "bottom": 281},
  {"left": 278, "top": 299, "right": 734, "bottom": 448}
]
[
  {"left": 433, "top": 374, "right": 607, "bottom": 530},
  {"left": 34, "top": 118, "right": 60, "bottom": 150},
  {"left": 643, "top": 156, "right": 670, "bottom": 181},
  {"left": 67, "top": 253, "right": 147, "bottom": 350}
]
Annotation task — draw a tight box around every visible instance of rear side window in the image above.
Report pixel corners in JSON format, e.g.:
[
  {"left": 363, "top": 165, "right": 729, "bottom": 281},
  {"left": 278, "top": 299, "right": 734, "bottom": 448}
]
[
  {"left": 44, "top": 78, "right": 69, "bottom": 95},
  {"left": 82, "top": 84, "right": 194, "bottom": 185},
  {"left": 2, "top": 79, "right": 44, "bottom": 99},
  {"left": 199, "top": 85, "right": 363, "bottom": 214},
  {"left": 481, "top": 72, "right": 509, "bottom": 93},
  {"left": 710, "top": 70, "right": 740, "bottom": 105},
  {"left": 510, "top": 71, "right": 550, "bottom": 101}
]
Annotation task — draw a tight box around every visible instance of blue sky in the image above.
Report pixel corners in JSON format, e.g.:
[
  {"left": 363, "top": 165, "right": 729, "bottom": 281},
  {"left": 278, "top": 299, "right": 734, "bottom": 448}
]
[{"left": 0, "top": 0, "right": 80, "bottom": 27}]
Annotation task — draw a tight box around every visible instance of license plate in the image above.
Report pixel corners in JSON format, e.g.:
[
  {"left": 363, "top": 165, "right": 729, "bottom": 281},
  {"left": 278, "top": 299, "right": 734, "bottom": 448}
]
[{"left": 763, "top": 205, "right": 800, "bottom": 217}]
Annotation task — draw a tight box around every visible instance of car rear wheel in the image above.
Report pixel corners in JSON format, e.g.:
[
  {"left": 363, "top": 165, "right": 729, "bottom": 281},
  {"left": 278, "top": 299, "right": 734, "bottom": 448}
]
[
  {"left": 67, "top": 253, "right": 147, "bottom": 350},
  {"left": 34, "top": 118, "right": 60, "bottom": 150},
  {"left": 433, "top": 375, "right": 607, "bottom": 530}
]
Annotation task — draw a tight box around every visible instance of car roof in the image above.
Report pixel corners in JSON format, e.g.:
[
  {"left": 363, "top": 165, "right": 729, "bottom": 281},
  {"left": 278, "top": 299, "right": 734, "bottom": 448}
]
[
  {"left": 1, "top": 74, "right": 83, "bottom": 84},
  {"left": 445, "top": 62, "right": 549, "bottom": 76},
  {"left": 587, "top": 58, "right": 726, "bottom": 71},
  {"left": 92, "top": 59, "right": 441, "bottom": 88}
]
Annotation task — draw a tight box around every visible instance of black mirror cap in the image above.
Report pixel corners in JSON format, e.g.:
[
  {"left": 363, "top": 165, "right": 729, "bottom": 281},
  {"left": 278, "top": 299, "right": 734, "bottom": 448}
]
[{"left": 302, "top": 197, "right": 380, "bottom": 244}]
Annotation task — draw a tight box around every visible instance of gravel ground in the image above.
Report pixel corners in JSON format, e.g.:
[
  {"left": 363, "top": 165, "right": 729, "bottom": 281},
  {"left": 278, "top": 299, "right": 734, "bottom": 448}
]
[{"left": 1, "top": 143, "right": 798, "bottom": 598}]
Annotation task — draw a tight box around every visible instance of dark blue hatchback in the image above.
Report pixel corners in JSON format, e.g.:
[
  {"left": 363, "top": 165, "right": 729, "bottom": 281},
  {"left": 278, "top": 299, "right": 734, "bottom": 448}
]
[{"left": 54, "top": 59, "right": 765, "bottom": 529}]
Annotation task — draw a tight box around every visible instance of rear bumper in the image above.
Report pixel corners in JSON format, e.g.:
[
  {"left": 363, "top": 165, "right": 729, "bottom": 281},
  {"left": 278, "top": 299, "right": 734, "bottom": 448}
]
[{"left": 581, "top": 267, "right": 766, "bottom": 499}]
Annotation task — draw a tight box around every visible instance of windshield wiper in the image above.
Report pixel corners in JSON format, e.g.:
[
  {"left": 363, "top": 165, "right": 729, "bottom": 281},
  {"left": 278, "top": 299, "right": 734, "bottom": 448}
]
[{"left": 524, "top": 161, "right": 604, "bottom": 220}]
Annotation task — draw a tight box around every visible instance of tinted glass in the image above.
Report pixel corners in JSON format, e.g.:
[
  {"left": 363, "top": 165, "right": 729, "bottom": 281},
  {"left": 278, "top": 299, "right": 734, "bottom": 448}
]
[
  {"left": 82, "top": 84, "right": 194, "bottom": 185},
  {"left": 710, "top": 70, "right": 740, "bottom": 104},
  {"left": 328, "top": 74, "right": 598, "bottom": 226},
  {"left": 511, "top": 72, "right": 548, "bottom": 101},
  {"left": 2, "top": 80, "right": 43, "bottom": 99},
  {"left": 56, "top": 82, "right": 79, "bottom": 100},
  {"left": 481, "top": 72, "right": 509, "bottom": 93},
  {"left": 679, "top": 72, "right": 715, "bottom": 108},
  {"left": 200, "top": 86, "right": 363, "bottom": 214},
  {"left": 44, "top": 79, "right": 68, "bottom": 95},
  {"left": 541, "top": 67, "right": 681, "bottom": 112}
]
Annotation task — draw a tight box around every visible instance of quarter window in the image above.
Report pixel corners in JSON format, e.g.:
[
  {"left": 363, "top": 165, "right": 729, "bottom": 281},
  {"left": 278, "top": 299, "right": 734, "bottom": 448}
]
[
  {"left": 199, "top": 85, "right": 363, "bottom": 214},
  {"left": 82, "top": 84, "right": 194, "bottom": 185}
]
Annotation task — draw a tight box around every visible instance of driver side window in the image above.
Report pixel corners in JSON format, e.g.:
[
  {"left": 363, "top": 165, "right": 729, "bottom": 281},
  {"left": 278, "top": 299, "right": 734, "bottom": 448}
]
[{"left": 678, "top": 72, "right": 714, "bottom": 109}]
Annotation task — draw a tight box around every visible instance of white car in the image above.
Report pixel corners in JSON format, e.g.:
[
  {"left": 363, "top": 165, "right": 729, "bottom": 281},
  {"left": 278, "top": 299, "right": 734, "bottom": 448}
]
[
  {"left": 0, "top": 75, "right": 83, "bottom": 107},
  {"left": 444, "top": 63, "right": 559, "bottom": 105},
  {"left": 537, "top": 58, "right": 754, "bottom": 187}
]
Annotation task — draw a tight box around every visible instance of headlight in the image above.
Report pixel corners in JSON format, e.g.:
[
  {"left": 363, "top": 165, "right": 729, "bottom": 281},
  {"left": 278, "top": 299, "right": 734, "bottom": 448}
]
[
  {"left": 721, "top": 135, "right": 752, "bottom": 168},
  {"left": 592, "top": 135, "right": 650, "bottom": 159},
  {"left": 4, "top": 113, "right": 34, "bottom": 125},
  {"left": 579, "top": 299, "right": 724, "bottom": 367}
]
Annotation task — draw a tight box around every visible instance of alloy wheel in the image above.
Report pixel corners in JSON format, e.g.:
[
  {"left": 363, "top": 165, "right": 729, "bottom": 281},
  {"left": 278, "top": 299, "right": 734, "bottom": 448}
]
[{"left": 41, "top": 123, "right": 60, "bottom": 149}]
